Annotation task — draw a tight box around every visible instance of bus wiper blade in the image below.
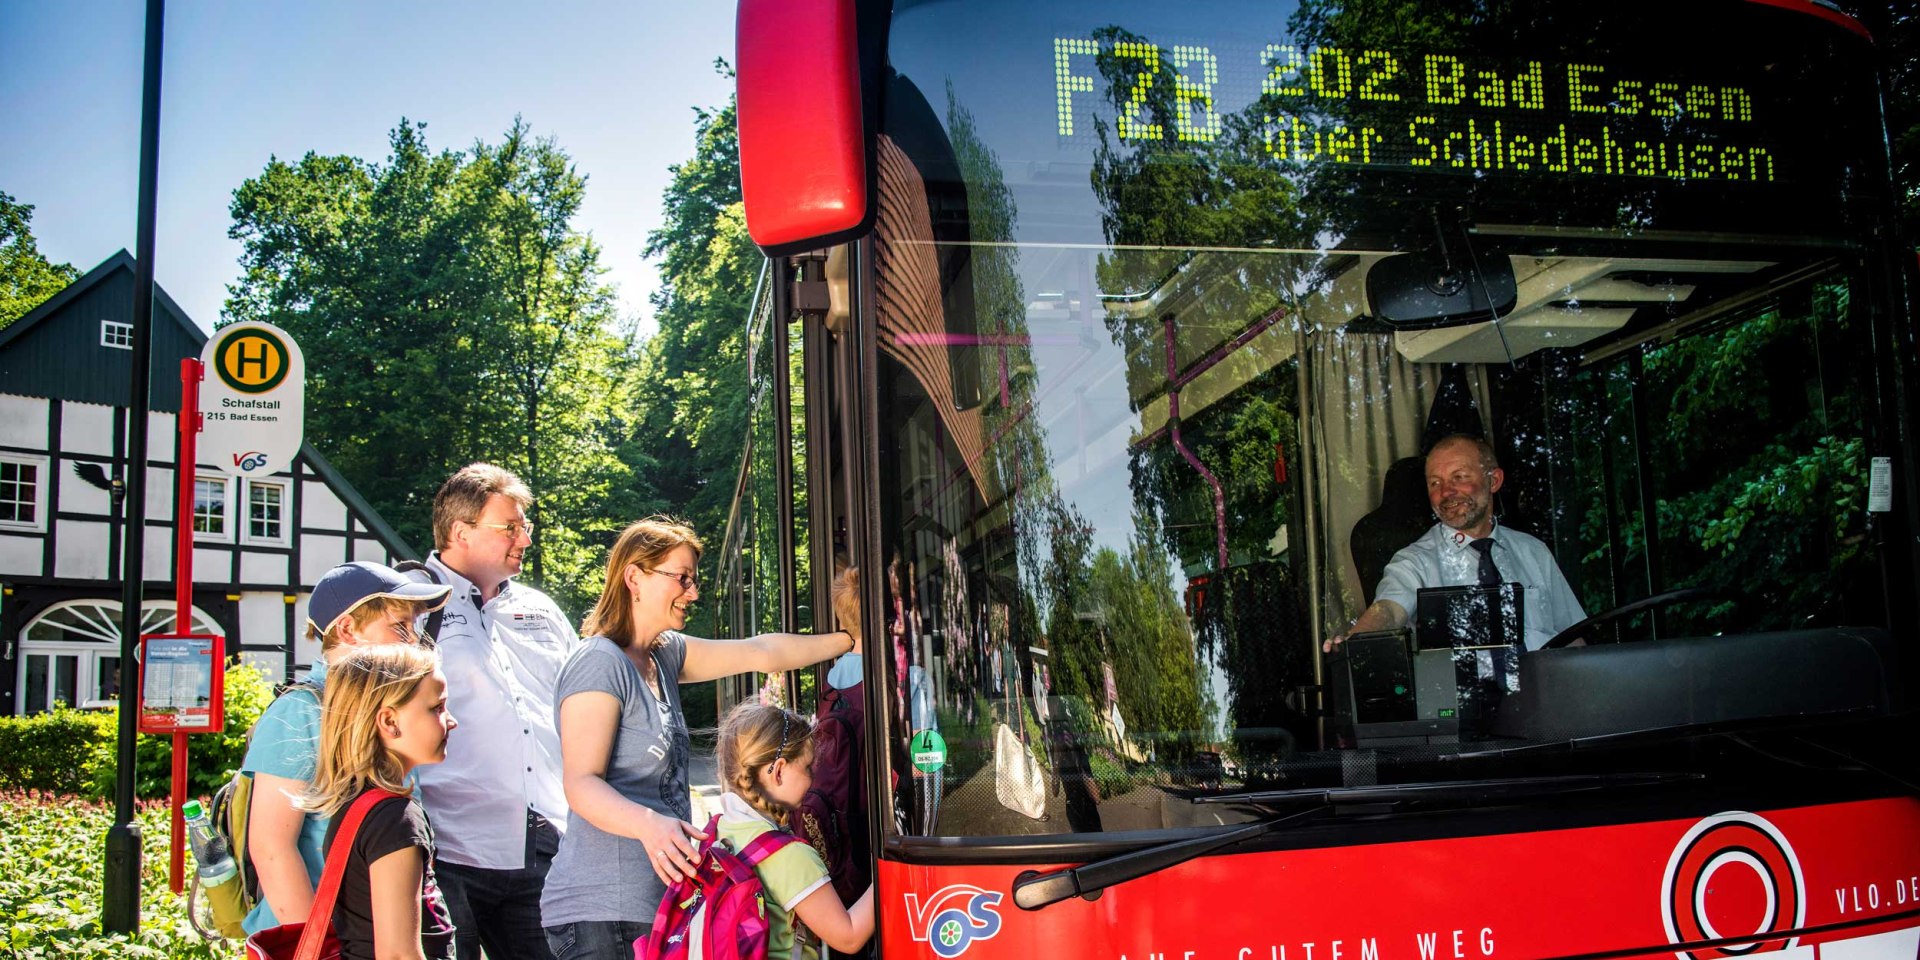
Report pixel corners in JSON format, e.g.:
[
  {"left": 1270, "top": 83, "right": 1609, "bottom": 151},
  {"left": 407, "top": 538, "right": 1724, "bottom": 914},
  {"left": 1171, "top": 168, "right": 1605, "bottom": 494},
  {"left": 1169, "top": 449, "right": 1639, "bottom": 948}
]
[
  {"left": 1009, "top": 808, "right": 1322, "bottom": 911},
  {"left": 1194, "top": 772, "right": 1702, "bottom": 809}
]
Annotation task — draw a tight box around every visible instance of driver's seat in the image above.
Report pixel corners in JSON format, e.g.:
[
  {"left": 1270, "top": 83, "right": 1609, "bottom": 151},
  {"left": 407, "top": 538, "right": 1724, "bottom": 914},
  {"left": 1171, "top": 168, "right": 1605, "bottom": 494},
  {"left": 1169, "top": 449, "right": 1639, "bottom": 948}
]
[{"left": 1349, "top": 456, "right": 1431, "bottom": 605}]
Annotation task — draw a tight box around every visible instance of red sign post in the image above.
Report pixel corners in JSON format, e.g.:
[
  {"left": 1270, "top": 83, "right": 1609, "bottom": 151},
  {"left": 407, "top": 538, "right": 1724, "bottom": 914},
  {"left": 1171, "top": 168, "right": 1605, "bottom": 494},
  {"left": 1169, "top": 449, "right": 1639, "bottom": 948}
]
[{"left": 143, "top": 357, "right": 227, "bottom": 893}]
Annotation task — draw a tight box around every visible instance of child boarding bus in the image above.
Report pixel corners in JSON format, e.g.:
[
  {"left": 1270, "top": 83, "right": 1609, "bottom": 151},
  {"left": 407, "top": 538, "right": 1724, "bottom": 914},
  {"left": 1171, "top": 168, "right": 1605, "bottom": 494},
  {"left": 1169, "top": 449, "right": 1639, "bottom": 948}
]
[{"left": 715, "top": 0, "right": 1920, "bottom": 956}]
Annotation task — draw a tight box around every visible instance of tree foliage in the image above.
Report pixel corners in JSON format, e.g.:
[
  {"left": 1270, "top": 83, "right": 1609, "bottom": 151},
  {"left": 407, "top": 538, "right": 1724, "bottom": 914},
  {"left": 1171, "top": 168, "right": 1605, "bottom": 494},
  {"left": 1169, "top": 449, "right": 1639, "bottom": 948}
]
[
  {"left": 225, "top": 119, "right": 640, "bottom": 615},
  {"left": 630, "top": 83, "right": 766, "bottom": 558},
  {"left": 0, "top": 191, "right": 79, "bottom": 330}
]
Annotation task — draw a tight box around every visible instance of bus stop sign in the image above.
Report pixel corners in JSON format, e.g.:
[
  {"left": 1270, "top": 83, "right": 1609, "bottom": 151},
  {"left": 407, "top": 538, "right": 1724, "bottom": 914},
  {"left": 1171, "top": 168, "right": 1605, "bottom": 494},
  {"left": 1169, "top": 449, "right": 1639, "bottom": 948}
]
[{"left": 199, "top": 322, "right": 305, "bottom": 478}]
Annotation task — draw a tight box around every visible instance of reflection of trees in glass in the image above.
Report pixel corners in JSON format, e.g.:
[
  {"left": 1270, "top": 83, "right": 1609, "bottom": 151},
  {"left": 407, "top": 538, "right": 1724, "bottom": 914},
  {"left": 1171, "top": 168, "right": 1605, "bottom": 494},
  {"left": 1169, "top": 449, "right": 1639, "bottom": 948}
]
[
  {"left": 1090, "top": 513, "right": 1217, "bottom": 744},
  {"left": 1083, "top": 25, "right": 1315, "bottom": 765},
  {"left": 943, "top": 85, "right": 1218, "bottom": 768},
  {"left": 1571, "top": 281, "right": 1875, "bottom": 632}
]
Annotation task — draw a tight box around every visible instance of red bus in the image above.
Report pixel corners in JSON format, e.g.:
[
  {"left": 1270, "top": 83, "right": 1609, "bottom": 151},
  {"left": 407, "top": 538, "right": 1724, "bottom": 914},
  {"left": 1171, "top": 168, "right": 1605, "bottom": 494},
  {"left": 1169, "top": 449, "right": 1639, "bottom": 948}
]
[{"left": 720, "top": 0, "right": 1920, "bottom": 957}]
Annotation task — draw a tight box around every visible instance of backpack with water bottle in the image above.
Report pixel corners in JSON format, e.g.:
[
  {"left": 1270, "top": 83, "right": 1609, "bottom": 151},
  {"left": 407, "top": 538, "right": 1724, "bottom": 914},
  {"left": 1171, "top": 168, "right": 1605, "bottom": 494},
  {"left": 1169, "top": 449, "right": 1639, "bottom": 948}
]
[
  {"left": 633, "top": 813, "right": 802, "bottom": 960},
  {"left": 184, "top": 797, "right": 245, "bottom": 933},
  {"left": 189, "top": 681, "right": 320, "bottom": 940}
]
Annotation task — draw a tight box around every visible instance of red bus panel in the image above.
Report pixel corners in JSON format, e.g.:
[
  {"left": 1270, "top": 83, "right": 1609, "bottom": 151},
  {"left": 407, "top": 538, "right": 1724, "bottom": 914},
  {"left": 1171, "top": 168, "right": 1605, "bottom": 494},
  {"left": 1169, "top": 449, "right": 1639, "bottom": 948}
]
[{"left": 881, "top": 799, "right": 1920, "bottom": 960}]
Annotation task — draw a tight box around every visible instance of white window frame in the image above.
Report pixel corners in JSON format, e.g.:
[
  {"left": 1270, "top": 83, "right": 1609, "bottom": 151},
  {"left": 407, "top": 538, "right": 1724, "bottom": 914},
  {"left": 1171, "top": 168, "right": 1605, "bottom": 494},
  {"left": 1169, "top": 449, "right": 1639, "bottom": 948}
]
[
  {"left": 0, "top": 453, "right": 49, "bottom": 532},
  {"left": 100, "top": 320, "right": 134, "bottom": 349},
  {"left": 241, "top": 478, "right": 290, "bottom": 546},
  {"left": 192, "top": 474, "right": 235, "bottom": 543}
]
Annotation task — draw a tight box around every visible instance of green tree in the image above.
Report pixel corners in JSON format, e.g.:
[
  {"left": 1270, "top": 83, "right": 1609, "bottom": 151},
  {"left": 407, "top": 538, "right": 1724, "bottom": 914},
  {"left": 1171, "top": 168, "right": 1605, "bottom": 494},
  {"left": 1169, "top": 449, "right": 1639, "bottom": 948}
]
[
  {"left": 0, "top": 190, "right": 79, "bottom": 329},
  {"left": 225, "top": 120, "right": 638, "bottom": 615},
  {"left": 632, "top": 80, "right": 764, "bottom": 554}
]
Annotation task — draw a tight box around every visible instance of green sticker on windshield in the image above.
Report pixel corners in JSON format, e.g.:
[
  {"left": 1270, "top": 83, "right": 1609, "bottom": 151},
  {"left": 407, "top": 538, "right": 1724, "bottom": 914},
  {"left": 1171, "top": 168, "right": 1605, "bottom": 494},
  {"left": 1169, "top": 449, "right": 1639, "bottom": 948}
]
[{"left": 911, "top": 729, "right": 947, "bottom": 772}]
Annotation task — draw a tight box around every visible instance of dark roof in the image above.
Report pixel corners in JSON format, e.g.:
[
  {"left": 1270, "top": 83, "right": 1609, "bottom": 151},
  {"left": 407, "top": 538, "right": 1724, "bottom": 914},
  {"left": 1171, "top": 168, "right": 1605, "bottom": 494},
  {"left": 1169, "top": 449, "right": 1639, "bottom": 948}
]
[
  {"left": 0, "top": 251, "right": 202, "bottom": 411},
  {"left": 0, "top": 250, "right": 417, "bottom": 560}
]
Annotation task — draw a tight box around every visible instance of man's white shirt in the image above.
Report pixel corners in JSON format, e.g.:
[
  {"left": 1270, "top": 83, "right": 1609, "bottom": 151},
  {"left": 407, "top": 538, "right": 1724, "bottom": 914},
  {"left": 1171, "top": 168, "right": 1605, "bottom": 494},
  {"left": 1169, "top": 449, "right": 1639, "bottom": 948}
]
[
  {"left": 410, "top": 553, "right": 578, "bottom": 869},
  {"left": 1373, "top": 522, "right": 1587, "bottom": 651}
]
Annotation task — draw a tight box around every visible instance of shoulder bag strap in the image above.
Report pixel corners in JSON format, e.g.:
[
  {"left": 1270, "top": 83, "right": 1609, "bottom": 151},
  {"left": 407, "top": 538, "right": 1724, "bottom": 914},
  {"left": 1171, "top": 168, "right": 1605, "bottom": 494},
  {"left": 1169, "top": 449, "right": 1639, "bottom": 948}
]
[
  {"left": 294, "top": 789, "right": 408, "bottom": 960},
  {"left": 393, "top": 560, "right": 446, "bottom": 642},
  {"left": 737, "top": 826, "right": 799, "bottom": 866}
]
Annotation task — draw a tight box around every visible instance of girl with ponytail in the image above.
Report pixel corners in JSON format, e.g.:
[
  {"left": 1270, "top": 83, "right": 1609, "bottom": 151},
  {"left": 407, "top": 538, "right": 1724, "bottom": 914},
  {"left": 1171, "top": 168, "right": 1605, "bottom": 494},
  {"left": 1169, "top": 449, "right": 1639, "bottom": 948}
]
[{"left": 713, "top": 702, "right": 875, "bottom": 960}]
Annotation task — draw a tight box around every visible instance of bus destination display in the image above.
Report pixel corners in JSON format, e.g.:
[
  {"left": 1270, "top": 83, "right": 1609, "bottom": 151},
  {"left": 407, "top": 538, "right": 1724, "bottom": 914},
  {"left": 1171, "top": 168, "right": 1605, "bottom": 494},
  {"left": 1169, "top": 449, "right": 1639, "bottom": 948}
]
[{"left": 1052, "top": 37, "right": 1782, "bottom": 183}]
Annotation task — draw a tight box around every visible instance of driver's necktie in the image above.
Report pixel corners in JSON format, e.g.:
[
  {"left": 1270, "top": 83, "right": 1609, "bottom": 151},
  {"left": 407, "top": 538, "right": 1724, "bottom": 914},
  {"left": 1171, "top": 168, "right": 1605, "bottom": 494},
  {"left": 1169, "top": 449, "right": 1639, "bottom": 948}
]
[
  {"left": 1469, "top": 538, "right": 1501, "bottom": 586},
  {"left": 1469, "top": 537, "right": 1520, "bottom": 688}
]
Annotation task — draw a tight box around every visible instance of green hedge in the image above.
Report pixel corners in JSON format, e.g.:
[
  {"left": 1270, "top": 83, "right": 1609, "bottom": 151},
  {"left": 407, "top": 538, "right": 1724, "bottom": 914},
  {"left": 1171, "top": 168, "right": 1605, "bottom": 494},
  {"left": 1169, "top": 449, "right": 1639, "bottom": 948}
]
[
  {"left": 0, "top": 709, "right": 116, "bottom": 794},
  {"left": 0, "top": 663, "right": 276, "bottom": 800}
]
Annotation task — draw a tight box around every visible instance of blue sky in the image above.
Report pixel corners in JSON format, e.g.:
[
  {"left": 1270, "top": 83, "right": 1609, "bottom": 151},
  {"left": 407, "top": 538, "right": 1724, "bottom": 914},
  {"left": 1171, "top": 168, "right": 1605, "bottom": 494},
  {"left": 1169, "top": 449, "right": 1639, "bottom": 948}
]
[{"left": 1, "top": 0, "right": 738, "bottom": 336}]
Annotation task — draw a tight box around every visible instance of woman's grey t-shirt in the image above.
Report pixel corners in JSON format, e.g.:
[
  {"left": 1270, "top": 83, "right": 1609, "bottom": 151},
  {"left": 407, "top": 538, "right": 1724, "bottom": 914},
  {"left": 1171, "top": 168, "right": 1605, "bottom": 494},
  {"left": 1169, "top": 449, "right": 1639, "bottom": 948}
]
[{"left": 540, "top": 633, "right": 693, "bottom": 927}]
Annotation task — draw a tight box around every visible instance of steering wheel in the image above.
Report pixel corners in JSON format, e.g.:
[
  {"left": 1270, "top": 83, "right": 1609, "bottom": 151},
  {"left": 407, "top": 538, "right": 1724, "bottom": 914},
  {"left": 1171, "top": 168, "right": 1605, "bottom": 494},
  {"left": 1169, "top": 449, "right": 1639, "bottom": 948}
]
[{"left": 1540, "top": 587, "right": 1728, "bottom": 649}]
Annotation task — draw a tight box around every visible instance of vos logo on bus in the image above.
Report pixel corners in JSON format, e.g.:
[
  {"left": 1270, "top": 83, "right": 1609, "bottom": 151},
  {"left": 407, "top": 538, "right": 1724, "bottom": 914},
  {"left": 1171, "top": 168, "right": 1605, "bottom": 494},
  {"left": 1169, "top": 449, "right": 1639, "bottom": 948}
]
[
  {"left": 906, "top": 884, "right": 1004, "bottom": 959},
  {"left": 1660, "top": 812, "right": 1806, "bottom": 959}
]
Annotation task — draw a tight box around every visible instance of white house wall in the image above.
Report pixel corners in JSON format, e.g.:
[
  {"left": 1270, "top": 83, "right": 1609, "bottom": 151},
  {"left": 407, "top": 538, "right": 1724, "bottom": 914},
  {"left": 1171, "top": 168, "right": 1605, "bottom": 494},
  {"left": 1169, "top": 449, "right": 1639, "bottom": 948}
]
[
  {"left": 54, "top": 520, "right": 109, "bottom": 580},
  {"left": 240, "top": 551, "right": 289, "bottom": 585},
  {"left": 194, "top": 547, "right": 232, "bottom": 584},
  {"left": 61, "top": 402, "right": 115, "bottom": 457},
  {"left": 0, "top": 396, "right": 49, "bottom": 448},
  {"left": 302, "top": 480, "right": 347, "bottom": 530},
  {"left": 0, "top": 537, "right": 40, "bottom": 577},
  {"left": 1, "top": 394, "right": 413, "bottom": 711},
  {"left": 299, "top": 534, "right": 348, "bottom": 585},
  {"left": 58, "top": 463, "right": 111, "bottom": 515},
  {"left": 291, "top": 593, "right": 320, "bottom": 674}
]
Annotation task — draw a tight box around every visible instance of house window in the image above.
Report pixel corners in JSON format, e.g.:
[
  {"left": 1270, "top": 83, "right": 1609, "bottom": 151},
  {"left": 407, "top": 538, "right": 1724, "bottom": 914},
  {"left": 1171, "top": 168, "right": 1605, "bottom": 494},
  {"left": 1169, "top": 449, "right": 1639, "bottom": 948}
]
[
  {"left": 0, "top": 456, "right": 47, "bottom": 531},
  {"left": 193, "top": 476, "right": 232, "bottom": 541},
  {"left": 101, "top": 321, "right": 133, "bottom": 349},
  {"left": 244, "top": 479, "right": 288, "bottom": 545}
]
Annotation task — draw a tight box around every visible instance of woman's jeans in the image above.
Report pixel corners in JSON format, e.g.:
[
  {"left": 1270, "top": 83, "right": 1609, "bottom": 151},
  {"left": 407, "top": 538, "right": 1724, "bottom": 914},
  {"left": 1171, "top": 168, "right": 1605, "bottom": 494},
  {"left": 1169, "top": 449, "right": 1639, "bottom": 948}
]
[{"left": 544, "top": 920, "right": 651, "bottom": 960}]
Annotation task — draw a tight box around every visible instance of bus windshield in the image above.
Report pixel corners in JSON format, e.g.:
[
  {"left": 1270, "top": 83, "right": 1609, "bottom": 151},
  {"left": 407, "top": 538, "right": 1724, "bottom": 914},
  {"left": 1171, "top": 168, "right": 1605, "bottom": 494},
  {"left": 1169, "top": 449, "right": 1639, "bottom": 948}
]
[{"left": 866, "top": 0, "right": 1899, "bottom": 839}]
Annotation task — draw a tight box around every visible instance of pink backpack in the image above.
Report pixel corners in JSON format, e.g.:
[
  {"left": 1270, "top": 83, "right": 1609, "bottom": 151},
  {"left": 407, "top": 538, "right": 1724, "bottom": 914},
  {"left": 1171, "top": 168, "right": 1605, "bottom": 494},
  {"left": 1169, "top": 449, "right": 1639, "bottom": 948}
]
[{"left": 635, "top": 814, "right": 801, "bottom": 960}]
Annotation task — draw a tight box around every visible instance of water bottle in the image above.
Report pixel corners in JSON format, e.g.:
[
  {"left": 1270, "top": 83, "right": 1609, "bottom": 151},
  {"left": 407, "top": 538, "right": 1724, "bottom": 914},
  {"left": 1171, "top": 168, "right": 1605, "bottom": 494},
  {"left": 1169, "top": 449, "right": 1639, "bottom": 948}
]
[{"left": 182, "top": 798, "right": 237, "bottom": 886}]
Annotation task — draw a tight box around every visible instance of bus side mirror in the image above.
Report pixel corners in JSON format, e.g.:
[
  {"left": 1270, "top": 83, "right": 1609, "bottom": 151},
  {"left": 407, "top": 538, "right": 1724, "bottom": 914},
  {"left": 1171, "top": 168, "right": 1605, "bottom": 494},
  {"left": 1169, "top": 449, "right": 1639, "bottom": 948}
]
[{"left": 1366, "top": 252, "right": 1517, "bottom": 329}]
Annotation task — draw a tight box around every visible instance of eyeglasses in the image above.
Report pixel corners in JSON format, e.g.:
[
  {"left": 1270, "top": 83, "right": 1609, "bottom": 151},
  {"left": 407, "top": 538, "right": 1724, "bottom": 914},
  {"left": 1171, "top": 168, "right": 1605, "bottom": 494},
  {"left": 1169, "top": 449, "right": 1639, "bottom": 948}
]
[
  {"left": 468, "top": 519, "right": 535, "bottom": 539},
  {"left": 645, "top": 568, "right": 700, "bottom": 593}
]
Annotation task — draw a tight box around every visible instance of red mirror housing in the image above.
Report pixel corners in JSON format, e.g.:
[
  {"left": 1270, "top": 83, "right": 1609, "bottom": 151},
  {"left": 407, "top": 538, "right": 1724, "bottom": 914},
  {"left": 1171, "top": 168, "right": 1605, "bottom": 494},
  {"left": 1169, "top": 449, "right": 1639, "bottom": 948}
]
[{"left": 736, "top": 0, "right": 868, "bottom": 251}]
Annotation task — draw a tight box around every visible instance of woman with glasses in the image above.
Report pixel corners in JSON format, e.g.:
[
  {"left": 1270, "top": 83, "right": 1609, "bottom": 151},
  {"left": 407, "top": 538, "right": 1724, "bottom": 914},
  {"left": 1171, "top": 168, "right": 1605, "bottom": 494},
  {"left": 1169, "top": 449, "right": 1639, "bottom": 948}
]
[{"left": 539, "top": 516, "right": 859, "bottom": 960}]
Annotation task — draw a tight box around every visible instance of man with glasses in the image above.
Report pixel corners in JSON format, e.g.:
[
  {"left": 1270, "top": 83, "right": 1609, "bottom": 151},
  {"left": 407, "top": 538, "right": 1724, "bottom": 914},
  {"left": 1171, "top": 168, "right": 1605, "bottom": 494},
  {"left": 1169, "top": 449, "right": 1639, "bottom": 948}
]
[{"left": 411, "top": 462, "right": 578, "bottom": 960}]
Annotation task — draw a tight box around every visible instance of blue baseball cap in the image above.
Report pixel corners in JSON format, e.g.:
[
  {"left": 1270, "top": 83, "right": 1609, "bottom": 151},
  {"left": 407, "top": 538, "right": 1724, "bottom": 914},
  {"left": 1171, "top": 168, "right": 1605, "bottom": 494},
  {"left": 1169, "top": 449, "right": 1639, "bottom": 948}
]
[{"left": 308, "top": 561, "right": 452, "bottom": 636}]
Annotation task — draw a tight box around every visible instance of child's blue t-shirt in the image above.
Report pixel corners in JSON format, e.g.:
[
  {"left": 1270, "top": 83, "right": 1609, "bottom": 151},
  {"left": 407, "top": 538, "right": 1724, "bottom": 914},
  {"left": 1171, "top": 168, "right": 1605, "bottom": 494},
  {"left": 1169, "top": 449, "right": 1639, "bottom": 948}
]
[
  {"left": 238, "top": 658, "right": 330, "bottom": 934},
  {"left": 828, "top": 653, "right": 936, "bottom": 732}
]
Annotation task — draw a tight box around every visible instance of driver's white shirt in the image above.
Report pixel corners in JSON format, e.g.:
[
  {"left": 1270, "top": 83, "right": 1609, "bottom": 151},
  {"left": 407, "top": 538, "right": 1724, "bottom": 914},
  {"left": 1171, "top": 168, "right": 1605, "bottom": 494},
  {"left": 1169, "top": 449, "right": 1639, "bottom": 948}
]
[
  {"left": 1374, "top": 522, "right": 1586, "bottom": 650},
  {"left": 410, "top": 553, "right": 578, "bottom": 869}
]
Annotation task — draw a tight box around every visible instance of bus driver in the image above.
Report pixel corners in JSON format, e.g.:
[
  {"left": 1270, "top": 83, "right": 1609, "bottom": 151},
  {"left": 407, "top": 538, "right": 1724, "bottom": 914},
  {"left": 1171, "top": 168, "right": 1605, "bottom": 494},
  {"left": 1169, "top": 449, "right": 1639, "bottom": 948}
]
[{"left": 1324, "top": 434, "right": 1586, "bottom": 654}]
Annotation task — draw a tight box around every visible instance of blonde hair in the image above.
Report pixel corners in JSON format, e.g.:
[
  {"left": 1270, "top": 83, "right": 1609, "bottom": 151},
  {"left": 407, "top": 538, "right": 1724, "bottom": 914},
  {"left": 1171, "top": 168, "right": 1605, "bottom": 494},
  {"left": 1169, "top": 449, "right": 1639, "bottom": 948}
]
[
  {"left": 582, "top": 516, "right": 705, "bottom": 649},
  {"left": 300, "top": 643, "right": 441, "bottom": 818},
  {"left": 830, "top": 567, "right": 861, "bottom": 641},
  {"left": 305, "top": 596, "right": 437, "bottom": 650},
  {"left": 718, "top": 702, "right": 813, "bottom": 827},
  {"left": 433, "top": 462, "right": 533, "bottom": 550}
]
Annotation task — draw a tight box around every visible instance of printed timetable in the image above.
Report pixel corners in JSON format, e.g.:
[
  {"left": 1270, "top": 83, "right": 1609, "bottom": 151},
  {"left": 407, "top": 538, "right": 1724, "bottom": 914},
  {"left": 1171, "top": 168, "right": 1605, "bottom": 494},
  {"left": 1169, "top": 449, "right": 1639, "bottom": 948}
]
[{"left": 1052, "top": 37, "right": 1783, "bottom": 183}]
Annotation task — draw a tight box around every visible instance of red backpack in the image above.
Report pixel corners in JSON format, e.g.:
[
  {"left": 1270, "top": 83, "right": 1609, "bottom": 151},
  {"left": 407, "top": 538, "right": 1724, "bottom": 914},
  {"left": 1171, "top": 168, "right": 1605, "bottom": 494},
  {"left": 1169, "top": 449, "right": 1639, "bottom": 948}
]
[{"left": 635, "top": 814, "right": 801, "bottom": 960}]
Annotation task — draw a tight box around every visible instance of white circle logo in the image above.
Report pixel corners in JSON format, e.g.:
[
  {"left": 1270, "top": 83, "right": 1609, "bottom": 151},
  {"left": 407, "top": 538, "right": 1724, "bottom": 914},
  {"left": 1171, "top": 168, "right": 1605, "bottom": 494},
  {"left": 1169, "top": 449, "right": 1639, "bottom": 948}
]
[{"left": 1661, "top": 812, "right": 1805, "bottom": 959}]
